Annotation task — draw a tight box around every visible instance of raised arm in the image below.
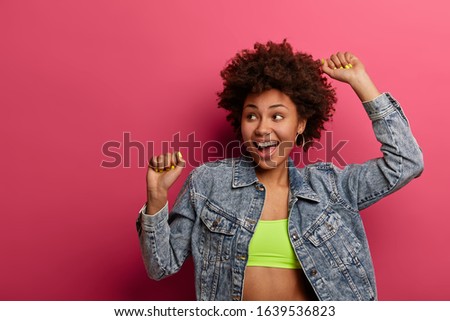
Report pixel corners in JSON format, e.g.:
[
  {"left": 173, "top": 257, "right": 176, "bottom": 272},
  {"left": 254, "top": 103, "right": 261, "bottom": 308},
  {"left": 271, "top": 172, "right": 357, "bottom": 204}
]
[
  {"left": 321, "top": 52, "right": 424, "bottom": 210},
  {"left": 136, "top": 151, "right": 195, "bottom": 280},
  {"left": 146, "top": 151, "right": 186, "bottom": 214}
]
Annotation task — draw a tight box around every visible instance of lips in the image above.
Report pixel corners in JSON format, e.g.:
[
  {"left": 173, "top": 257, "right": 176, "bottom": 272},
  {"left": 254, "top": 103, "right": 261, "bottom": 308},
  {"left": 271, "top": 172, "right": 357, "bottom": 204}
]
[
  {"left": 250, "top": 140, "right": 280, "bottom": 159},
  {"left": 253, "top": 141, "right": 279, "bottom": 149}
]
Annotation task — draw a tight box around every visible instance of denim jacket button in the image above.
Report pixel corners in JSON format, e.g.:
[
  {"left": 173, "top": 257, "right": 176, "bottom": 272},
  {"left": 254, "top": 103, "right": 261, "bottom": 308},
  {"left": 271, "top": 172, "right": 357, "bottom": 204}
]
[
  {"left": 255, "top": 184, "right": 265, "bottom": 191},
  {"left": 212, "top": 218, "right": 220, "bottom": 228},
  {"left": 310, "top": 269, "right": 318, "bottom": 276},
  {"left": 292, "top": 233, "right": 299, "bottom": 240},
  {"left": 330, "top": 193, "right": 337, "bottom": 202}
]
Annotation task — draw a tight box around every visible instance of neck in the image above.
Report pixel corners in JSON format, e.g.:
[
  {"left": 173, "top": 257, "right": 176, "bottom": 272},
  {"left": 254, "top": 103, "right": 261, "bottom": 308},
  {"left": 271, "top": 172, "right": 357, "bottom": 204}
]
[{"left": 255, "top": 160, "right": 290, "bottom": 187}]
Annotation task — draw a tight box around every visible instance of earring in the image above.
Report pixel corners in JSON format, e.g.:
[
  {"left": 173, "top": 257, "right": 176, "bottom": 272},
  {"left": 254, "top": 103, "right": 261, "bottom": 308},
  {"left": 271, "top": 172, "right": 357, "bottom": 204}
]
[{"left": 295, "top": 132, "right": 305, "bottom": 147}]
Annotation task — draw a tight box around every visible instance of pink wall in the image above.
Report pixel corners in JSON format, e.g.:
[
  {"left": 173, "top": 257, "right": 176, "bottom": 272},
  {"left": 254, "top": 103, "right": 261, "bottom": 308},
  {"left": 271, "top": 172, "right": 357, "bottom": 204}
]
[{"left": 1, "top": 0, "right": 449, "bottom": 300}]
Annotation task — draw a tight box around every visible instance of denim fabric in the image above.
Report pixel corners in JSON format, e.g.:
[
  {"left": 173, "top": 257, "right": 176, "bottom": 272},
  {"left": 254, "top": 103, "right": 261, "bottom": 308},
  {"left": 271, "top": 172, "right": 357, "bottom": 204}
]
[{"left": 136, "top": 93, "right": 424, "bottom": 301}]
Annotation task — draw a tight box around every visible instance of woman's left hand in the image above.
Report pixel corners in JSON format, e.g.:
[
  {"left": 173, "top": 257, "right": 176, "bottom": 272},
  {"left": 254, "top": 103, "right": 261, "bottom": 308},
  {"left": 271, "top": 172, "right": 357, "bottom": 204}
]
[{"left": 321, "top": 52, "right": 381, "bottom": 102}]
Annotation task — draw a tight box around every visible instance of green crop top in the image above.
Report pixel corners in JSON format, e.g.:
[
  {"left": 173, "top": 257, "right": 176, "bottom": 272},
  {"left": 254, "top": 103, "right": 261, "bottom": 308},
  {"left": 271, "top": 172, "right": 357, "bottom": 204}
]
[{"left": 247, "top": 219, "right": 302, "bottom": 269}]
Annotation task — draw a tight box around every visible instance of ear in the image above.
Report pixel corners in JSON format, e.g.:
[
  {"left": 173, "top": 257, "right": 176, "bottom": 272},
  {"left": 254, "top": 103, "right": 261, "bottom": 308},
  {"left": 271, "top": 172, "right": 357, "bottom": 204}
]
[{"left": 297, "top": 118, "right": 307, "bottom": 134}]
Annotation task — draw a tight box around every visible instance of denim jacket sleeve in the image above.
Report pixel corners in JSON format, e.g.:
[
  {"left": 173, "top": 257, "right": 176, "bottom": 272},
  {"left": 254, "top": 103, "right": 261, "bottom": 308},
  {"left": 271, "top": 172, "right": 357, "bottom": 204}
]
[
  {"left": 136, "top": 170, "right": 197, "bottom": 280},
  {"left": 333, "top": 92, "right": 424, "bottom": 211}
]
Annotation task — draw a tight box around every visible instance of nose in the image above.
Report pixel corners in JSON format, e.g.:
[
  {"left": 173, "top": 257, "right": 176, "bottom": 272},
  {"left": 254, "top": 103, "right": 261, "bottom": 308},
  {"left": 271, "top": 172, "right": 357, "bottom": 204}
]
[{"left": 254, "top": 118, "right": 272, "bottom": 137}]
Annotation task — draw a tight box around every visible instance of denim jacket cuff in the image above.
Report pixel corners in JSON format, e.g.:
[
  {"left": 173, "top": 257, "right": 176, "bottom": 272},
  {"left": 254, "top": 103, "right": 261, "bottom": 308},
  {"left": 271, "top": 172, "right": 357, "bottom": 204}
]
[
  {"left": 362, "top": 92, "right": 407, "bottom": 123},
  {"left": 138, "top": 202, "right": 169, "bottom": 228}
]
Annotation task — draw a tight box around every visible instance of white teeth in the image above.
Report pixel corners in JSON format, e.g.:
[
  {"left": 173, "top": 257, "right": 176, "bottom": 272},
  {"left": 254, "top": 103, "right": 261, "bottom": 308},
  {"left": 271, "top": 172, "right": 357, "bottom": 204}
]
[{"left": 256, "top": 141, "right": 278, "bottom": 148}]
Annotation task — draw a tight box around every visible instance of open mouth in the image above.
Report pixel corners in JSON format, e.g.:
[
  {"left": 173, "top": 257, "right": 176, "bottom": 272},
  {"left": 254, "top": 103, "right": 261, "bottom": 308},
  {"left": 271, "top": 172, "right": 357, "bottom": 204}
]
[
  {"left": 253, "top": 141, "right": 280, "bottom": 150},
  {"left": 251, "top": 140, "right": 280, "bottom": 159}
]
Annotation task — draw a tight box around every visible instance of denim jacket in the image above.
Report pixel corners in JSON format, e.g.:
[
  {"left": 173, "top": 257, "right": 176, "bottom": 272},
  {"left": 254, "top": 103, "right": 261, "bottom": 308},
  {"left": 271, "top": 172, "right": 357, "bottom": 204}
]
[{"left": 136, "top": 93, "right": 424, "bottom": 301}]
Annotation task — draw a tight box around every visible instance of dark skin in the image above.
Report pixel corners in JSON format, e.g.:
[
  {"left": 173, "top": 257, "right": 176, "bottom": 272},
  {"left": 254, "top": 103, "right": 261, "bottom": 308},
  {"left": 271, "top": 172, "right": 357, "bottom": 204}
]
[
  {"left": 239, "top": 89, "right": 312, "bottom": 300},
  {"left": 145, "top": 52, "right": 380, "bottom": 300},
  {"left": 241, "top": 182, "right": 318, "bottom": 301}
]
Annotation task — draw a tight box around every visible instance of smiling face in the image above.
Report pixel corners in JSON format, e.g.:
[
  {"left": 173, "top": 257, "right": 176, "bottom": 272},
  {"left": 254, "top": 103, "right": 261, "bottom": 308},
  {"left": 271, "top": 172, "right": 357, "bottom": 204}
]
[{"left": 241, "top": 89, "right": 307, "bottom": 171}]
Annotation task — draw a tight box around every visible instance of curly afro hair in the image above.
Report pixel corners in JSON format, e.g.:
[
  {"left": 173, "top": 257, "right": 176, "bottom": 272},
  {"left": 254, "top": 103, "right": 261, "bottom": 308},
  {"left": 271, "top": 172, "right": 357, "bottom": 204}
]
[{"left": 217, "top": 39, "right": 336, "bottom": 152}]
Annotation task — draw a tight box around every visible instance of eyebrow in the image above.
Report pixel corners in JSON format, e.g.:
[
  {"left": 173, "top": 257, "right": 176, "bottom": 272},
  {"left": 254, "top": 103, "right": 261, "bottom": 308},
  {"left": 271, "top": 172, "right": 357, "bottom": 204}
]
[{"left": 243, "top": 103, "right": 288, "bottom": 109}]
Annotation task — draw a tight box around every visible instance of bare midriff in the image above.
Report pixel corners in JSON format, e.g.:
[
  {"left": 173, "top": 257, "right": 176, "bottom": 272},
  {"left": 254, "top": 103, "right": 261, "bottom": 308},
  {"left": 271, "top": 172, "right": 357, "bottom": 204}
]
[
  {"left": 243, "top": 176, "right": 317, "bottom": 300},
  {"left": 243, "top": 266, "right": 318, "bottom": 301}
]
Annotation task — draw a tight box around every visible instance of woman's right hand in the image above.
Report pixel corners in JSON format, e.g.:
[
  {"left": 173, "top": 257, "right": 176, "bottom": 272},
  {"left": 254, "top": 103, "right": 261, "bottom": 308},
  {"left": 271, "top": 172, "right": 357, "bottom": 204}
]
[{"left": 146, "top": 151, "right": 186, "bottom": 209}]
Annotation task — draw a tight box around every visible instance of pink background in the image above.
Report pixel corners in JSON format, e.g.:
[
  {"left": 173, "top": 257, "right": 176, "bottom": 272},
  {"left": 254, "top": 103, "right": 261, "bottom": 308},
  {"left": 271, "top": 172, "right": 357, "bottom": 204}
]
[{"left": 1, "top": 0, "right": 449, "bottom": 300}]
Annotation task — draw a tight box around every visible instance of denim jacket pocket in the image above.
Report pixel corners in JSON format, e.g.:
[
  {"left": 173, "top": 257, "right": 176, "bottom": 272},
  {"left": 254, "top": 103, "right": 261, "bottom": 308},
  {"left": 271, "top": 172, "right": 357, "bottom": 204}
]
[
  {"left": 199, "top": 200, "right": 238, "bottom": 300},
  {"left": 200, "top": 202, "right": 238, "bottom": 236},
  {"left": 305, "top": 207, "right": 375, "bottom": 300},
  {"left": 305, "top": 206, "right": 362, "bottom": 267},
  {"left": 199, "top": 200, "right": 238, "bottom": 262}
]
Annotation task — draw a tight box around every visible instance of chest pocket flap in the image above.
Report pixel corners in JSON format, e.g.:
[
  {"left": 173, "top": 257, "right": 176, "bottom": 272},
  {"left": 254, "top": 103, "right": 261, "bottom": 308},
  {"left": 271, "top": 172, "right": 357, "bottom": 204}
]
[
  {"left": 200, "top": 201, "right": 238, "bottom": 236},
  {"left": 305, "top": 207, "right": 341, "bottom": 247}
]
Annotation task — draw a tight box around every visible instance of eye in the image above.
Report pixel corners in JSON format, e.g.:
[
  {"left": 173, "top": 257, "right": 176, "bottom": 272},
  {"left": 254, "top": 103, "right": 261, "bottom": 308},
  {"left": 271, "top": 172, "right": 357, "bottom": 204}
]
[
  {"left": 273, "top": 114, "right": 284, "bottom": 120},
  {"left": 246, "top": 114, "right": 257, "bottom": 120}
]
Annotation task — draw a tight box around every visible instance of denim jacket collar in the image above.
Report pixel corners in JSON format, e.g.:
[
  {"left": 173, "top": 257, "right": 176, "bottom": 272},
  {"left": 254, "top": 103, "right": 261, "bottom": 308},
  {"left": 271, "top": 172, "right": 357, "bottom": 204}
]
[{"left": 232, "top": 155, "right": 320, "bottom": 203}]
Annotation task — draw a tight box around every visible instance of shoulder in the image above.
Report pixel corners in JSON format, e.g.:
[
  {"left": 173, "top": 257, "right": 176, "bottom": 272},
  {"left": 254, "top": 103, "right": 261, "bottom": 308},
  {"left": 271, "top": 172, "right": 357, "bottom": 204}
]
[
  {"left": 300, "top": 161, "right": 341, "bottom": 175},
  {"left": 297, "top": 161, "right": 345, "bottom": 186},
  {"left": 193, "top": 158, "right": 234, "bottom": 175},
  {"left": 188, "top": 157, "right": 235, "bottom": 186}
]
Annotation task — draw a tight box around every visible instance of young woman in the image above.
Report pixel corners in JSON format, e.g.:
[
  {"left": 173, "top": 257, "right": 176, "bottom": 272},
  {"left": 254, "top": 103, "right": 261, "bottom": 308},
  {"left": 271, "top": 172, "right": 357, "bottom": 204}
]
[{"left": 136, "top": 40, "right": 424, "bottom": 301}]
